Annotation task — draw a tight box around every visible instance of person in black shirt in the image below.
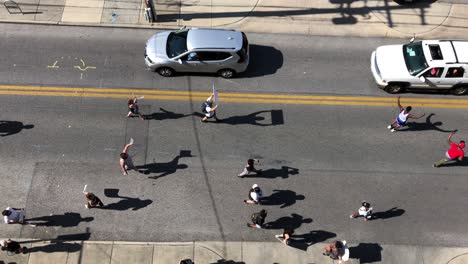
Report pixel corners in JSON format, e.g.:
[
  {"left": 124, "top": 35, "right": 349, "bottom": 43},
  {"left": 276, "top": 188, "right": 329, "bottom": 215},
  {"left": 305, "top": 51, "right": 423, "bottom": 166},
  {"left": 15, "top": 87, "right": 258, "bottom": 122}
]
[
  {"left": 238, "top": 159, "right": 262, "bottom": 177},
  {"left": 247, "top": 209, "right": 267, "bottom": 228}
]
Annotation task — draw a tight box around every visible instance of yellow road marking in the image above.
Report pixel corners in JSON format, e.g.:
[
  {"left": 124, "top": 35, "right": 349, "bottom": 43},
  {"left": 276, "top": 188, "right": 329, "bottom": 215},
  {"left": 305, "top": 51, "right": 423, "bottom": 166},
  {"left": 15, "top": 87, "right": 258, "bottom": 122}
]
[{"left": 0, "top": 85, "right": 468, "bottom": 109}]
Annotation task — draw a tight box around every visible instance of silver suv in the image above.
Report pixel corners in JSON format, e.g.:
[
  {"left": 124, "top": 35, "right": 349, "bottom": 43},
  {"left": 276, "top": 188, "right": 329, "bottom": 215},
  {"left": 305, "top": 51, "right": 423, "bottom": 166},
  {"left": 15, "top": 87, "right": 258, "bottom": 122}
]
[
  {"left": 371, "top": 39, "right": 468, "bottom": 95},
  {"left": 145, "top": 28, "right": 249, "bottom": 78}
]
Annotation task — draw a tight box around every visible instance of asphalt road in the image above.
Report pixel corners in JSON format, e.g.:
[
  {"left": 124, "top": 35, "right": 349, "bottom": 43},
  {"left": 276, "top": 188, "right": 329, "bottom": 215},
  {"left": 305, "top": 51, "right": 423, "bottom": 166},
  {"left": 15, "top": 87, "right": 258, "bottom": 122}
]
[{"left": 1, "top": 24, "right": 468, "bottom": 247}]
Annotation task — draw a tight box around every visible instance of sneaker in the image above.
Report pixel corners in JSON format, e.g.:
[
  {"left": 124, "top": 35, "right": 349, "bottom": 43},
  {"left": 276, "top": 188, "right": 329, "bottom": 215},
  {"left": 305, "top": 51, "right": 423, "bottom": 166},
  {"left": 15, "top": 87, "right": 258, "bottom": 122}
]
[
  {"left": 350, "top": 215, "right": 354, "bottom": 218},
  {"left": 246, "top": 223, "right": 251, "bottom": 227},
  {"left": 391, "top": 128, "right": 396, "bottom": 132},
  {"left": 433, "top": 164, "right": 438, "bottom": 168},
  {"left": 387, "top": 125, "right": 392, "bottom": 129},
  {"left": 85, "top": 204, "right": 89, "bottom": 209}
]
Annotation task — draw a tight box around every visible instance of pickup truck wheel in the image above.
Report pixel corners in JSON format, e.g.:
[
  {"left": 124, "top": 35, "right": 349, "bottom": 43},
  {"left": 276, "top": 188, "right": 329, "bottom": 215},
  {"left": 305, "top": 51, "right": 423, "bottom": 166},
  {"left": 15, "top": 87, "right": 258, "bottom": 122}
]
[
  {"left": 384, "top": 84, "right": 404, "bottom": 94},
  {"left": 451, "top": 86, "right": 468, "bottom": 95}
]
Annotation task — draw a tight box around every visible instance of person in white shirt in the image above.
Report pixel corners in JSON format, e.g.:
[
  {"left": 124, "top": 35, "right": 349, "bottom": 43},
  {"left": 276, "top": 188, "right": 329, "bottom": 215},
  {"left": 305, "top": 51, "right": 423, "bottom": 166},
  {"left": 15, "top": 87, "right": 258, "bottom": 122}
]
[
  {"left": 244, "top": 184, "right": 263, "bottom": 204},
  {"left": 387, "top": 96, "right": 425, "bottom": 132},
  {"left": 350, "top": 201, "right": 373, "bottom": 221},
  {"left": 2, "top": 207, "right": 25, "bottom": 224}
]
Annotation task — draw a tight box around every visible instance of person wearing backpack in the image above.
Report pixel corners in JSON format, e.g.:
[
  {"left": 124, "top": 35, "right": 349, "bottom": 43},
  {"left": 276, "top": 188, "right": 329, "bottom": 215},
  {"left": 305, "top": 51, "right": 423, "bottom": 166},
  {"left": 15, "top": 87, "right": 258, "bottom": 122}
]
[
  {"left": 201, "top": 93, "right": 219, "bottom": 122},
  {"left": 247, "top": 209, "right": 267, "bottom": 228}
]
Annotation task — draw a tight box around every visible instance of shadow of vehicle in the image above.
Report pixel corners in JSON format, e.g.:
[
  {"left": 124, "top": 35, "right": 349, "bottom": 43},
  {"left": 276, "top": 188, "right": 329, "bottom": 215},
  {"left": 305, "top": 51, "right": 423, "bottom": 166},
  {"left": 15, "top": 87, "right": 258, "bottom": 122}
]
[{"left": 241, "top": 45, "right": 283, "bottom": 78}]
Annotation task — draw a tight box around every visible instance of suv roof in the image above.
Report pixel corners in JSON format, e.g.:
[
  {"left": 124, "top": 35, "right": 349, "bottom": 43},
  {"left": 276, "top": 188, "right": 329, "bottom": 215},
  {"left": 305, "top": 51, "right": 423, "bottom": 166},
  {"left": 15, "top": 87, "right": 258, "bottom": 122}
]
[
  {"left": 187, "top": 28, "right": 242, "bottom": 51},
  {"left": 423, "top": 40, "right": 468, "bottom": 67}
]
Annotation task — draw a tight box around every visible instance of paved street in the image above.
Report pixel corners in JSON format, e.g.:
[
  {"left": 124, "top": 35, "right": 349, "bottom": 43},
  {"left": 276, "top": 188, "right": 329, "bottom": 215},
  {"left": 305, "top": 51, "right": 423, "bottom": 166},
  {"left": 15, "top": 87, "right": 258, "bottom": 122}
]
[
  {"left": 0, "top": 1, "right": 468, "bottom": 262},
  {"left": 1, "top": 25, "right": 468, "bottom": 249}
]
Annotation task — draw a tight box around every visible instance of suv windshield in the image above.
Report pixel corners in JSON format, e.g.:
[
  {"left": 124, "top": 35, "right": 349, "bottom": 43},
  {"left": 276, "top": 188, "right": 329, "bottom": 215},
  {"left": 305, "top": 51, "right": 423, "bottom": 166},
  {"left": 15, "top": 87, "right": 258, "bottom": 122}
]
[
  {"left": 166, "top": 30, "right": 188, "bottom": 58},
  {"left": 403, "top": 41, "right": 428, "bottom": 76}
]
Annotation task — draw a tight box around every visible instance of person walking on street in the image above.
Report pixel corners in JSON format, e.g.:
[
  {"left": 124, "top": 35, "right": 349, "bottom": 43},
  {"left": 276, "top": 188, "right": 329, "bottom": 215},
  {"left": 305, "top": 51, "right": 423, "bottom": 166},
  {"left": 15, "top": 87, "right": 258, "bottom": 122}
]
[
  {"left": 120, "top": 140, "right": 135, "bottom": 175},
  {"left": 127, "top": 97, "right": 145, "bottom": 120},
  {"left": 244, "top": 184, "right": 263, "bottom": 204},
  {"left": 433, "top": 130, "right": 465, "bottom": 167},
  {"left": 2, "top": 207, "right": 25, "bottom": 225},
  {"left": 324, "top": 240, "right": 349, "bottom": 263},
  {"left": 350, "top": 201, "right": 373, "bottom": 221},
  {"left": 201, "top": 93, "right": 219, "bottom": 122},
  {"left": 1, "top": 239, "right": 26, "bottom": 255},
  {"left": 247, "top": 209, "right": 267, "bottom": 228},
  {"left": 388, "top": 96, "right": 425, "bottom": 132},
  {"left": 83, "top": 192, "right": 105, "bottom": 209},
  {"left": 275, "top": 228, "right": 294, "bottom": 245},
  {"left": 238, "top": 159, "right": 262, "bottom": 177}
]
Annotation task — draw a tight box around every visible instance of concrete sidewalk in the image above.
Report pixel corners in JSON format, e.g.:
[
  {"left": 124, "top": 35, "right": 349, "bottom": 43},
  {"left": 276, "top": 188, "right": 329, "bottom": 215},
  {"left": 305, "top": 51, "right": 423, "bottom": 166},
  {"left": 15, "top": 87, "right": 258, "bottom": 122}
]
[
  {"left": 0, "top": 0, "right": 467, "bottom": 38},
  {"left": 2, "top": 239, "right": 468, "bottom": 264}
]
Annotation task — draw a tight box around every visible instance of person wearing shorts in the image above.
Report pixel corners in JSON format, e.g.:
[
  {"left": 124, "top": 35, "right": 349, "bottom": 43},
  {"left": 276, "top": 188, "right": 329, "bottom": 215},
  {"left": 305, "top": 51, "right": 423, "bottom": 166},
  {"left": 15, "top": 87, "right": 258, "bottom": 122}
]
[
  {"left": 433, "top": 130, "right": 465, "bottom": 167},
  {"left": 388, "top": 96, "right": 425, "bottom": 132},
  {"left": 120, "top": 142, "right": 135, "bottom": 175},
  {"left": 201, "top": 93, "right": 219, "bottom": 122}
]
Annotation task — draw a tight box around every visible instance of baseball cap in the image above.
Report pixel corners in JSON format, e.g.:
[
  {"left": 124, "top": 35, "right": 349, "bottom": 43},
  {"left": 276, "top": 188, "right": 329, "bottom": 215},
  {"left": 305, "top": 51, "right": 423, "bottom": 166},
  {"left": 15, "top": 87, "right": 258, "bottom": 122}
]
[
  {"left": 252, "top": 184, "right": 259, "bottom": 189},
  {"left": 459, "top": 142, "right": 466, "bottom": 148}
]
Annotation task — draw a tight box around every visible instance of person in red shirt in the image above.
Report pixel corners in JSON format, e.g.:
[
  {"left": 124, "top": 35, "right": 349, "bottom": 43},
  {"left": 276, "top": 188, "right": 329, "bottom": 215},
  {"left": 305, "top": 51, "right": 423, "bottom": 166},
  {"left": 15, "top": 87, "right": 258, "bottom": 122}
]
[{"left": 433, "top": 130, "right": 465, "bottom": 167}]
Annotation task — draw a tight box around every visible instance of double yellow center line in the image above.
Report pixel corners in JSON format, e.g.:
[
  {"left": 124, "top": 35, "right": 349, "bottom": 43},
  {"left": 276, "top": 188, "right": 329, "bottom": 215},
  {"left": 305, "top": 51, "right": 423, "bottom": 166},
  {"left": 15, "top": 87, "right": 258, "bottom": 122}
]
[{"left": 1, "top": 84, "right": 468, "bottom": 109}]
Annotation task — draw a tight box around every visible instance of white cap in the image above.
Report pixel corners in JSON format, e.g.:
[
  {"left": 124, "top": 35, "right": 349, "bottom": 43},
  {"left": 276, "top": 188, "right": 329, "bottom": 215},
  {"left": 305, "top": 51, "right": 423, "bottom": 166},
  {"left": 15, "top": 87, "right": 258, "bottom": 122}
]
[
  {"left": 0, "top": 240, "right": 6, "bottom": 247},
  {"left": 252, "top": 184, "right": 259, "bottom": 188}
]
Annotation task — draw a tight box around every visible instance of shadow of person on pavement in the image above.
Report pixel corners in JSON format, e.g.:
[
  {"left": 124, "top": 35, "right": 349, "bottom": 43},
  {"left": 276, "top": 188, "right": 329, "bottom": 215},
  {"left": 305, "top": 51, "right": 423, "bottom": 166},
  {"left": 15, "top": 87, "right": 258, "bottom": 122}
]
[
  {"left": 214, "top": 110, "right": 284, "bottom": 126},
  {"left": 371, "top": 207, "right": 405, "bottom": 220},
  {"left": 244, "top": 166, "right": 299, "bottom": 179},
  {"left": 210, "top": 260, "right": 246, "bottom": 264},
  {"left": 25, "top": 242, "right": 82, "bottom": 253},
  {"left": 136, "top": 150, "right": 192, "bottom": 179},
  {"left": 144, "top": 108, "right": 193, "bottom": 121},
  {"left": 0, "top": 121, "right": 34, "bottom": 137},
  {"left": 103, "top": 189, "right": 152, "bottom": 211},
  {"left": 25, "top": 213, "right": 93, "bottom": 227},
  {"left": 264, "top": 213, "right": 312, "bottom": 230},
  {"left": 260, "top": 190, "right": 305, "bottom": 208},
  {"left": 349, "top": 243, "right": 383, "bottom": 263},
  {"left": 400, "top": 114, "right": 454, "bottom": 133},
  {"left": 288, "top": 230, "right": 337, "bottom": 251}
]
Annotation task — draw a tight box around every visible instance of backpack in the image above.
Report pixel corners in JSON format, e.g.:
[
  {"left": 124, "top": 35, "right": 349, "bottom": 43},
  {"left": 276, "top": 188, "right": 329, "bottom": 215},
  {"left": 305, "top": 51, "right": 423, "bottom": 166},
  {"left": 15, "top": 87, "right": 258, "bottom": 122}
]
[{"left": 201, "top": 101, "right": 209, "bottom": 113}]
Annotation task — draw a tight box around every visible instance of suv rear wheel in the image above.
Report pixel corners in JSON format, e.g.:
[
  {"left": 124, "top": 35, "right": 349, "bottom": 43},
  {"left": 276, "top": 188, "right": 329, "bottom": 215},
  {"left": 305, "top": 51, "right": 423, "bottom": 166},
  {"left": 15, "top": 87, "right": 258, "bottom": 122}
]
[
  {"left": 384, "top": 83, "right": 405, "bottom": 94},
  {"left": 451, "top": 86, "right": 468, "bottom": 96},
  {"left": 218, "top": 69, "right": 235, "bottom": 79},
  {"left": 157, "top": 67, "right": 174, "bottom": 77}
]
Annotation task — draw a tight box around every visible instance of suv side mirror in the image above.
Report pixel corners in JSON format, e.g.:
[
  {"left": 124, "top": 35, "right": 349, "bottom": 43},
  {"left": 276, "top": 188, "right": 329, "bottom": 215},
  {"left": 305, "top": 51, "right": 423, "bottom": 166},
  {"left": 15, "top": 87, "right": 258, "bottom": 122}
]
[{"left": 419, "top": 76, "right": 426, "bottom": 82}]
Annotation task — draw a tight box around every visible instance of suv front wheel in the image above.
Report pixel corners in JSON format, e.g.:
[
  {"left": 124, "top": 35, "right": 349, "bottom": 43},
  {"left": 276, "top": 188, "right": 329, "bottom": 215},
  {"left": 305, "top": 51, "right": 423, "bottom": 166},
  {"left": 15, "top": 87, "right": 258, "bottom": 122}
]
[
  {"left": 218, "top": 69, "right": 236, "bottom": 79},
  {"left": 157, "top": 67, "right": 175, "bottom": 77},
  {"left": 451, "top": 86, "right": 468, "bottom": 96},
  {"left": 384, "top": 83, "right": 405, "bottom": 94}
]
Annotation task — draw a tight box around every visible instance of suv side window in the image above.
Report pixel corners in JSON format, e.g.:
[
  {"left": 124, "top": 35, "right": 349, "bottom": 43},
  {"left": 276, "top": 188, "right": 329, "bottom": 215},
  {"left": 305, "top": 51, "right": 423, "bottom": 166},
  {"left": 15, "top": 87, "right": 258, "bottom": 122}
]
[
  {"left": 197, "top": 52, "right": 231, "bottom": 61},
  {"left": 446, "top": 67, "right": 465, "bottom": 78},
  {"left": 422, "top": 67, "right": 444, "bottom": 78}
]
